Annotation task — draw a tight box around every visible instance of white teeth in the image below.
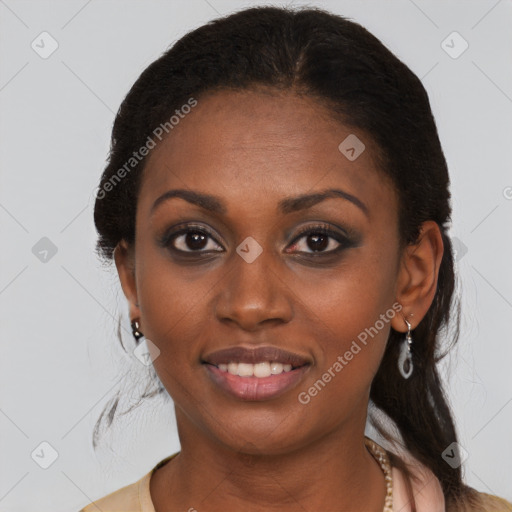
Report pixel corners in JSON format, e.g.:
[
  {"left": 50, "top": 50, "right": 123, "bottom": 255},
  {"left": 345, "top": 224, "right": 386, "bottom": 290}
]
[
  {"left": 270, "top": 362, "right": 283, "bottom": 374},
  {"left": 218, "top": 361, "right": 295, "bottom": 377},
  {"left": 253, "top": 362, "right": 271, "bottom": 378},
  {"left": 237, "top": 363, "right": 253, "bottom": 377}
]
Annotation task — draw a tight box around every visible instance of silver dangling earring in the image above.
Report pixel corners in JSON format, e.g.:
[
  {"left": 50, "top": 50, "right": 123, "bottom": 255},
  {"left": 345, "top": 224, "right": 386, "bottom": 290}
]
[
  {"left": 398, "top": 318, "right": 413, "bottom": 379},
  {"left": 131, "top": 319, "right": 144, "bottom": 345}
]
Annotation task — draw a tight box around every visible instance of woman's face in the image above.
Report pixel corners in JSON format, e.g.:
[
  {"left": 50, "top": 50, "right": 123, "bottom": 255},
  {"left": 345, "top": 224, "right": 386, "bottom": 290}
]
[{"left": 119, "top": 88, "right": 405, "bottom": 455}]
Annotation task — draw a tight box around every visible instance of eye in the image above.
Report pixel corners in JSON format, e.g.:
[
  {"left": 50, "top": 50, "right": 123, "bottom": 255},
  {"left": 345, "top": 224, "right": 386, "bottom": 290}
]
[
  {"left": 159, "top": 222, "right": 358, "bottom": 258},
  {"left": 160, "top": 224, "right": 224, "bottom": 254},
  {"left": 286, "top": 224, "right": 351, "bottom": 255}
]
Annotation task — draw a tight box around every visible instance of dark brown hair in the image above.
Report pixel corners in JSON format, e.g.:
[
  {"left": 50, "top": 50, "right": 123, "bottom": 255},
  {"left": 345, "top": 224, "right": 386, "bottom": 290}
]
[{"left": 92, "top": 6, "right": 481, "bottom": 508}]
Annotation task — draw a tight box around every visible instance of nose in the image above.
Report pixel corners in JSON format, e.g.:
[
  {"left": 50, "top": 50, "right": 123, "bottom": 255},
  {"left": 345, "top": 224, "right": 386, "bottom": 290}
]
[{"left": 214, "top": 246, "right": 293, "bottom": 331}]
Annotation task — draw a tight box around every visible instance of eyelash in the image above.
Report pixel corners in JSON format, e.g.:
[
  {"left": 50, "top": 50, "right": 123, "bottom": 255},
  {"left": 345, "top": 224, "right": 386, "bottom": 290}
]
[{"left": 158, "top": 222, "right": 356, "bottom": 258}]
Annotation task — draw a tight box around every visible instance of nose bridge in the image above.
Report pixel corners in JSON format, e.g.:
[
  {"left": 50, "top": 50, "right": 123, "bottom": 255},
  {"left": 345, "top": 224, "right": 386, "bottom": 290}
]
[{"left": 214, "top": 242, "right": 292, "bottom": 328}]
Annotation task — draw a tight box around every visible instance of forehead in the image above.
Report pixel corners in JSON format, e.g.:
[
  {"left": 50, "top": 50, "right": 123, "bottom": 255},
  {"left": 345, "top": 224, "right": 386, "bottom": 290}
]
[{"left": 138, "top": 88, "right": 397, "bottom": 220}]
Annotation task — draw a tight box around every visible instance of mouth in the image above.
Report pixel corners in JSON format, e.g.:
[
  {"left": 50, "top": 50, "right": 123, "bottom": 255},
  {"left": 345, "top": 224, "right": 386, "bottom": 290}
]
[{"left": 202, "top": 345, "right": 311, "bottom": 401}]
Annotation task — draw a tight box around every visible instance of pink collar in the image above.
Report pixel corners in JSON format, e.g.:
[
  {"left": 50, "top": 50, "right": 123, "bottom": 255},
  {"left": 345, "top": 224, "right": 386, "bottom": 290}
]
[{"left": 392, "top": 464, "right": 445, "bottom": 511}]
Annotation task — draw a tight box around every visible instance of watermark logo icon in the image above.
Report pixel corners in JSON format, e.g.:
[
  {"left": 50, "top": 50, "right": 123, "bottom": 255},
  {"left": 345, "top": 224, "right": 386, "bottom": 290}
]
[
  {"left": 133, "top": 338, "right": 161, "bottom": 366},
  {"left": 442, "top": 442, "right": 468, "bottom": 468},
  {"left": 31, "top": 32, "right": 59, "bottom": 59},
  {"left": 441, "top": 32, "right": 469, "bottom": 59},
  {"left": 95, "top": 97, "right": 197, "bottom": 200},
  {"left": 338, "top": 134, "right": 365, "bottom": 161},
  {"left": 31, "top": 441, "right": 59, "bottom": 469},
  {"left": 32, "top": 237, "right": 58, "bottom": 263},
  {"left": 236, "top": 236, "right": 263, "bottom": 263},
  {"left": 451, "top": 237, "right": 468, "bottom": 263}
]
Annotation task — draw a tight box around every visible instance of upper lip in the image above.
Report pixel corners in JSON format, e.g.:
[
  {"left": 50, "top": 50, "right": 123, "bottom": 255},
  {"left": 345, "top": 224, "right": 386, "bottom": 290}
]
[{"left": 202, "top": 345, "right": 311, "bottom": 368}]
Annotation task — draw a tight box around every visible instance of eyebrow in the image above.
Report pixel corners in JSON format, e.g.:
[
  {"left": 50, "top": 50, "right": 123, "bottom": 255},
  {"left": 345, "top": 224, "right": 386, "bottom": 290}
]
[{"left": 150, "top": 188, "right": 369, "bottom": 217}]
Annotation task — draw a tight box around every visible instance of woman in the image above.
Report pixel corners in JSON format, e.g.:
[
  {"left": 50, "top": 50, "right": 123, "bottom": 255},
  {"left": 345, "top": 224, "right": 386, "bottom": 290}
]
[{"left": 80, "top": 6, "right": 512, "bottom": 511}]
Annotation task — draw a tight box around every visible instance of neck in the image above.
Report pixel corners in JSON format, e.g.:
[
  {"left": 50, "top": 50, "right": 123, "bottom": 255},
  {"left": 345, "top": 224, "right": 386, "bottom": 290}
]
[{"left": 151, "top": 409, "right": 387, "bottom": 512}]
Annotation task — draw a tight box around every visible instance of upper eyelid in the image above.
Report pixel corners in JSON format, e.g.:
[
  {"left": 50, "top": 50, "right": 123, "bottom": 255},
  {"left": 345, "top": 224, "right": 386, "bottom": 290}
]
[{"left": 291, "top": 223, "right": 346, "bottom": 238}]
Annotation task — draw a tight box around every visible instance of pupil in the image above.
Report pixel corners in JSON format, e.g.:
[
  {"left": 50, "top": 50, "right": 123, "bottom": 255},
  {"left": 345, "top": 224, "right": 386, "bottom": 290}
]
[
  {"left": 308, "top": 233, "right": 328, "bottom": 252},
  {"left": 186, "top": 232, "right": 207, "bottom": 250}
]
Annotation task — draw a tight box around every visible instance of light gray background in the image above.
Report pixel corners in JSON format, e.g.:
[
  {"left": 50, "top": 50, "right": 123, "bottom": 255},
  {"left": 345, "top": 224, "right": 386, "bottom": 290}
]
[{"left": 1, "top": 0, "right": 511, "bottom": 510}]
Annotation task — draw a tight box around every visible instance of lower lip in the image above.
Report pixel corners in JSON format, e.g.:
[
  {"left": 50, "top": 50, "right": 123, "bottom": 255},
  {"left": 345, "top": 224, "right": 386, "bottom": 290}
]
[{"left": 204, "top": 364, "right": 310, "bottom": 401}]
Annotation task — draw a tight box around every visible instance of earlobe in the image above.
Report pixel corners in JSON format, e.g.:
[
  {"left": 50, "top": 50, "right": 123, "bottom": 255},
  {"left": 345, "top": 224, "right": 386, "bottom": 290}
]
[
  {"left": 114, "top": 239, "right": 140, "bottom": 319},
  {"left": 391, "top": 221, "right": 444, "bottom": 332}
]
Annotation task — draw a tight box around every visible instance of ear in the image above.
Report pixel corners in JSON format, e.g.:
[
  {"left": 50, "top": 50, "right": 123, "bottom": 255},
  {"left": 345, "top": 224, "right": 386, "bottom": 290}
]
[
  {"left": 391, "top": 220, "right": 444, "bottom": 333},
  {"left": 114, "top": 239, "right": 141, "bottom": 323}
]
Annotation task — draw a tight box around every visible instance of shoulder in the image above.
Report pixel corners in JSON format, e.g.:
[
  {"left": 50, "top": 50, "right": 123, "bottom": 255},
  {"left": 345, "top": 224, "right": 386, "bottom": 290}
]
[
  {"left": 78, "top": 472, "right": 150, "bottom": 512},
  {"left": 78, "top": 454, "right": 177, "bottom": 512},
  {"left": 458, "top": 489, "right": 512, "bottom": 511},
  {"left": 390, "top": 450, "right": 512, "bottom": 512}
]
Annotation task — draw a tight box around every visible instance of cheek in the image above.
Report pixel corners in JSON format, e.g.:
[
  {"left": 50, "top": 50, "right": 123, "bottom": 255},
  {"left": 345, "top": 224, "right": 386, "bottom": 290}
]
[
  {"left": 299, "top": 281, "right": 391, "bottom": 379},
  {"left": 293, "top": 293, "right": 393, "bottom": 424},
  {"left": 134, "top": 252, "right": 213, "bottom": 368},
  {"left": 295, "top": 249, "right": 398, "bottom": 383},
  {"left": 300, "top": 248, "right": 397, "bottom": 330}
]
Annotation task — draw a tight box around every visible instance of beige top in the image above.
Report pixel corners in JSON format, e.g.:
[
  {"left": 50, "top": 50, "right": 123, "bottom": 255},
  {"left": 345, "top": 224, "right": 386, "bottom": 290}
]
[{"left": 79, "top": 440, "right": 511, "bottom": 512}]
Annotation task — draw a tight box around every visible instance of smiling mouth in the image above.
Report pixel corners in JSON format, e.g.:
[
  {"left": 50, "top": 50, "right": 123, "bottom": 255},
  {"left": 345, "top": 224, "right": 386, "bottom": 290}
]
[{"left": 202, "top": 345, "right": 311, "bottom": 401}]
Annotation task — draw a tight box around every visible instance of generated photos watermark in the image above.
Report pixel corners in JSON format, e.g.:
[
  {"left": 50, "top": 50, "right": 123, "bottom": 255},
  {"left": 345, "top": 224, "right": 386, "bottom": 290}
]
[
  {"left": 298, "top": 302, "right": 403, "bottom": 405},
  {"left": 95, "top": 97, "right": 198, "bottom": 200}
]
